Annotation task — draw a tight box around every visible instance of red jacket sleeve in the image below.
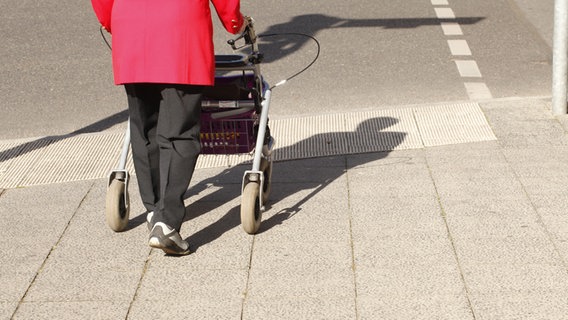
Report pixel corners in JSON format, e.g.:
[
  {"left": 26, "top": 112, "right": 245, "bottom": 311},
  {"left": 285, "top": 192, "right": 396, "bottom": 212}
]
[
  {"left": 91, "top": 0, "right": 114, "bottom": 33},
  {"left": 211, "top": 0, "right": 244, "bottom": 34}
]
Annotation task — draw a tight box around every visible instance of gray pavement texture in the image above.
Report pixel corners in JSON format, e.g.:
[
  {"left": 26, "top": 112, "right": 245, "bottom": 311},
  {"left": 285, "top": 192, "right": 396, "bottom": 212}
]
[{"left": 3, "top": 97, "right": 568, "bottom": 319}]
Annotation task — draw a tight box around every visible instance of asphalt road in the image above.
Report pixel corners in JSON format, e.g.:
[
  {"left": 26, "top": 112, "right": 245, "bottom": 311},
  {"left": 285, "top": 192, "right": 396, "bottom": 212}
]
[{"left": 0, "top": 0, "right": 554, "bottom": 140}]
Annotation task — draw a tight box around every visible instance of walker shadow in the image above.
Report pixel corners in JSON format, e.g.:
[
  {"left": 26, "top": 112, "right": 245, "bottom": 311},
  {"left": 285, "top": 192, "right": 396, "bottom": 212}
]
[
  {"left": 0, "top": 110, "right": 128, "bottom": 164},
  {"left": 256, "top": 14, "right": 485, "bottom": 63},
  {"left": 181, "top": 116, "right": 406, "bottom": 252}
]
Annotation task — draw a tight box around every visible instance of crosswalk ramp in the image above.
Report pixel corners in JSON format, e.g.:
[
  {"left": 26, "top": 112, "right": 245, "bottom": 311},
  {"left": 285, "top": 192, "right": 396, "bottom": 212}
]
[{"left": 0, "top": 102, "right": 496, "bottom": 188}]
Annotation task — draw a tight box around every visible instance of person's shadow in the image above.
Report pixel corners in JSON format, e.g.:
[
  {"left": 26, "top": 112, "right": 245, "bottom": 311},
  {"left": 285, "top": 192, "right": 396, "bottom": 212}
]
[{"left": 172, "top": 116, "right": 407, "bottom": 252}]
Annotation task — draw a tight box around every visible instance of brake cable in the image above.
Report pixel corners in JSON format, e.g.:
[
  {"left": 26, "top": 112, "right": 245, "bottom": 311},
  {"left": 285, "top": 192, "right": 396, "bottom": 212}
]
[
  {"left": 99, "top": 27, "right": 321, "bottom": 90},
  {"left": 257, "top": 32, "right": 320, "bottom": 90}
]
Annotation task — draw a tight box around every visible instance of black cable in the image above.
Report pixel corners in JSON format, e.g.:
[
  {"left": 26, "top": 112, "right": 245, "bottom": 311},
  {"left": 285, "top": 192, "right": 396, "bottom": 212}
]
[
  {"left": 100, "top": 26, "right": 112, "bottom": 50},
  {"left": 257, "top": 32, "right": 320, "bottom": 90},
  {"left": 98, "top": 27, "right": 320, "bottom": 89}
]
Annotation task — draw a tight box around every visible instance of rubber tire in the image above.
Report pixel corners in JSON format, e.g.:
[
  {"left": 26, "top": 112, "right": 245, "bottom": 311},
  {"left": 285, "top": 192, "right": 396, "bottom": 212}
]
[
  {"left": 105, "top": 179, "right": 129, "bottom": 232},
  {"left": 241, "top": 182, "right": 261, "bottom": 234},
  {"left": 260, "top": 157, "right": 273, "bottom": 204}
]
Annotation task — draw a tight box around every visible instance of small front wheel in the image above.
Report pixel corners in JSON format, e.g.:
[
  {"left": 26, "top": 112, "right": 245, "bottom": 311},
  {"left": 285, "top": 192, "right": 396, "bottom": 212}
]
[
  {"left": 105, "top": 179, "right": 129, "bottom": 232},
  {"left": 240, "top": 182, "right": 261, "bottom": 234}
]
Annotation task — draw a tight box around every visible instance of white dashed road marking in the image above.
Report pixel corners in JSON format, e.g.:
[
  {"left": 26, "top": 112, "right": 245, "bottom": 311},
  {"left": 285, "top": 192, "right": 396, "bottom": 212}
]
[
  {"left": 447, "top": 39, "right": 472, "bottom": 56},
  {"left": 431, "top": 0, "right": 493, "bottom": 100},
  {"left": 455, "top": 60, "right": 482, "bottom": 77},
  {"left": 435, "top": 8, "right": 456, "bottom": 19},
  {"left": 441, "top": 22, "right": 463, "bottom": 35}
]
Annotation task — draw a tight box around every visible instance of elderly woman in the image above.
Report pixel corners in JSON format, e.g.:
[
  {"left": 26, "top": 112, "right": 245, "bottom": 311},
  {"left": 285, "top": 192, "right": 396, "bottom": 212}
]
[{"left": 91, "top": 0, "right": 247, "bottom": 255}]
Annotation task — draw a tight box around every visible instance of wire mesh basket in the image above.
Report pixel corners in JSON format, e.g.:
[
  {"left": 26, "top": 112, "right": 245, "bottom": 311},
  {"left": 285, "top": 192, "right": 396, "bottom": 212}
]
[{"left": 200, "top": 108, "right": 257, "bottom": 154}]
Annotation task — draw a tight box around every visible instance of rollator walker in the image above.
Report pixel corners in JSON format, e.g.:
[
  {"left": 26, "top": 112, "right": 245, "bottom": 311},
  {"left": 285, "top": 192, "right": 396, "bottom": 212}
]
[{"left": 105, "top": 18, "right": 274, "bottom": 235}]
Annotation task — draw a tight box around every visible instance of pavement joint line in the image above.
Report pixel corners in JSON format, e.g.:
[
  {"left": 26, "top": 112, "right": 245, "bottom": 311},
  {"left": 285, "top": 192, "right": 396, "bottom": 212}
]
[
  {"left": 240, "top": 234, "right": 258, "bottom": 319},
  {"left": 344, "top": 157, "right": 360, "bottom": 319},
  {"left": 126, "top": 248, "right": 154, "bottom": 320},
  {"left": 0, "top": 102, "right": 497, "bottom": 189},
  {"left": 499, "top": 143, "right": 568, "bottom": 274},
  {"left": 423, "top": 150, "right": 478, "bottom": 320}
]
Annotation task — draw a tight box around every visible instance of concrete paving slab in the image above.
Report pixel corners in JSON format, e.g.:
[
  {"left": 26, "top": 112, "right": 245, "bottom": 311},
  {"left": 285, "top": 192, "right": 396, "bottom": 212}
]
[
  {"left": 436, "top": 195, "right": 537, "bottom": 216},
  {"left": 13, "top": 301, "right": 127, "bottom": 320},
  {"left": 350, "top": 207, "right": 447, "bottom": 237},
  {"left": 353, "top": 234, "right": 456, "bottom": 269},
  {"left": 524, "top": 190, "right": 568, "bottom": 213},
  {"left": 540, "top": 214, "right": 568, "bottom": 241},
  {"left": 0, "top": 302, "right": 17, "bottom": 320},
  {"left": 462, "top": 264, "right": 568, "bottom": 294},
  {"left": 452, "top": 236, "right": 562, "bottom": 266},
  {"left": 19, "top": 180, "right": 147, "bottom": 310},
  {"left": 554, "top": 242, "right": 568, "bottom": 266},
  {"left": 345, "top": 151, "right": 421, "bottom": 173},
  {"left": 481, "top": 100, "right": 568, "bottom": 148},
  {"left": 423, "top": 142, "right": 506, "bottom": 166},
  {"left": 497, "top": 134, "right": 568, "bottom": 149},
  {"left": 350, "top": 193, "right": 442, "bottom": 220},
  {"left": 425, "top": 145, "right": 531, "bottom": 203},
  {"left": 357, "top": 294, "right": 474, "bottom": 320},
  {"left": 0, "top": 181, "right": 93, "bottom": 315},
  {"left": 445, "top": 213, "right": 546, "bottom": 239},
  {"left": 345, "top": 148, "right": 426, "bottom": 168},
  {"left": 422, "top": 141, "right": 502, "bottom": 161},
  {"left": 436, "top": 177, "right": 527, "bottom": 201},
  {"left": 468, "top": 292, "right": 568, "bottom": 320},
  {"left": 246, "top": 245, "right": 354, "bottom": 316},
  {"left": 502, "top": 147, "right": 568, "bottom": 178},
  {"left": 254, "top": 178, "right": 351, "bottom": 241},
  {"left": 180, "top": 204, "right": 254, "bottom": 270},
  {"left": 251, "top": 237, "right": 353, "bottom": 273},
  {"left": 131, "top": 268, "right": 247, "bottom": 320},
  {"left": 356, "top": 264, "right": 466, "bottom": 298},
  {"left": 268, "top": 158, "right": 349, "bottom": 184},
  {"left": 347, "top": 162, "right": 436, "bottom": 200},
  {"left": 256, "top": 207, "right": 351, "bottom": 244},
  {"left": 242, "top": 295, "right": 357, "bottom": 320}
]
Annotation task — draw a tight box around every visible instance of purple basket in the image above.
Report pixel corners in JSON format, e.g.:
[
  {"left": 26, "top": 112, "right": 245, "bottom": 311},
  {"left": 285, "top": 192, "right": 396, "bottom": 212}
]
[{"left": 200, "top": 109, "right": 257, "bottom": 154}]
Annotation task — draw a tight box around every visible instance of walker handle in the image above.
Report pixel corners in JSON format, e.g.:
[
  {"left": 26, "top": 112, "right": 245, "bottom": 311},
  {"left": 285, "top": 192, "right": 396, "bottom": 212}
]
[{"left": 227, "top": 16, "right": 256, "bottom": 50}]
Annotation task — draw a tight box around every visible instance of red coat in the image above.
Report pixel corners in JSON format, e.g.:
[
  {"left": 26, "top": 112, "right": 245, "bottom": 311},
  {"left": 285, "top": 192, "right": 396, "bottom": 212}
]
[{"left": 91, "top": 0, "right": 244, "bottom": 85}]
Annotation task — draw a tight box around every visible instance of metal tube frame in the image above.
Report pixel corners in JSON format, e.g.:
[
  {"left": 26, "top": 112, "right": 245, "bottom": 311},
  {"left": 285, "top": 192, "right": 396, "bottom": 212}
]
[{"left": 553, "top": 0, "right": 568, "bottom": 115}]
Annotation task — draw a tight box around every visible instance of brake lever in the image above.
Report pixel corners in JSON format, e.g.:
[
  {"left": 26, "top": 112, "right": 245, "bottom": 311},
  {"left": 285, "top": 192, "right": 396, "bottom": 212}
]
[
  {"left": 227, "top": 34, "right": 245, "bottom": 50},
  {"left": 227, "top": 17, "right": 255, "bottom": 50}
]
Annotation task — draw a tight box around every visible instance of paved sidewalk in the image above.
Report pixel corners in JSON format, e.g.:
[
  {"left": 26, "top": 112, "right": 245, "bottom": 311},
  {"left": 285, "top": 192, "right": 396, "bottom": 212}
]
[{"left": 2, "top": 97, "right": 568, "bottom": 319}]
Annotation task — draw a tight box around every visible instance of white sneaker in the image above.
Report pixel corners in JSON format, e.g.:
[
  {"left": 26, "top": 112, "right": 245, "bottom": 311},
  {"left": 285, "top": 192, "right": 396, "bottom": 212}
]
[
  {"left": 262, "top": 136, "right": 275, "bottom": 157},
  {"left": 146, "top": 211, "right": 154, "bottom": 231},
  {"left": 148, "top": 222, "right": 190, "bottom": 256}
]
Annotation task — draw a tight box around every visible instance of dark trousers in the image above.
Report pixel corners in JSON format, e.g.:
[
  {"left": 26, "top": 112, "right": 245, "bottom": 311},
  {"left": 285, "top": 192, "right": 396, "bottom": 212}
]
[{"left": 125, "top": 83, "right": 202, "bottom": 231}]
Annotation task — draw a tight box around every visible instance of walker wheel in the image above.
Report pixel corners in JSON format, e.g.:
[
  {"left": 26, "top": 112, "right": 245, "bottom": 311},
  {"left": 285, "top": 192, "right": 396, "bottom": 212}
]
[
  {"left": 260, "top": 157, "right": 273, "bottom": 203},
  {"left": 105, "top": 179, "right": 130, "bottom": 232},
  {"left": 241, "top": 182, "right": 261, "bottom": 234}
]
